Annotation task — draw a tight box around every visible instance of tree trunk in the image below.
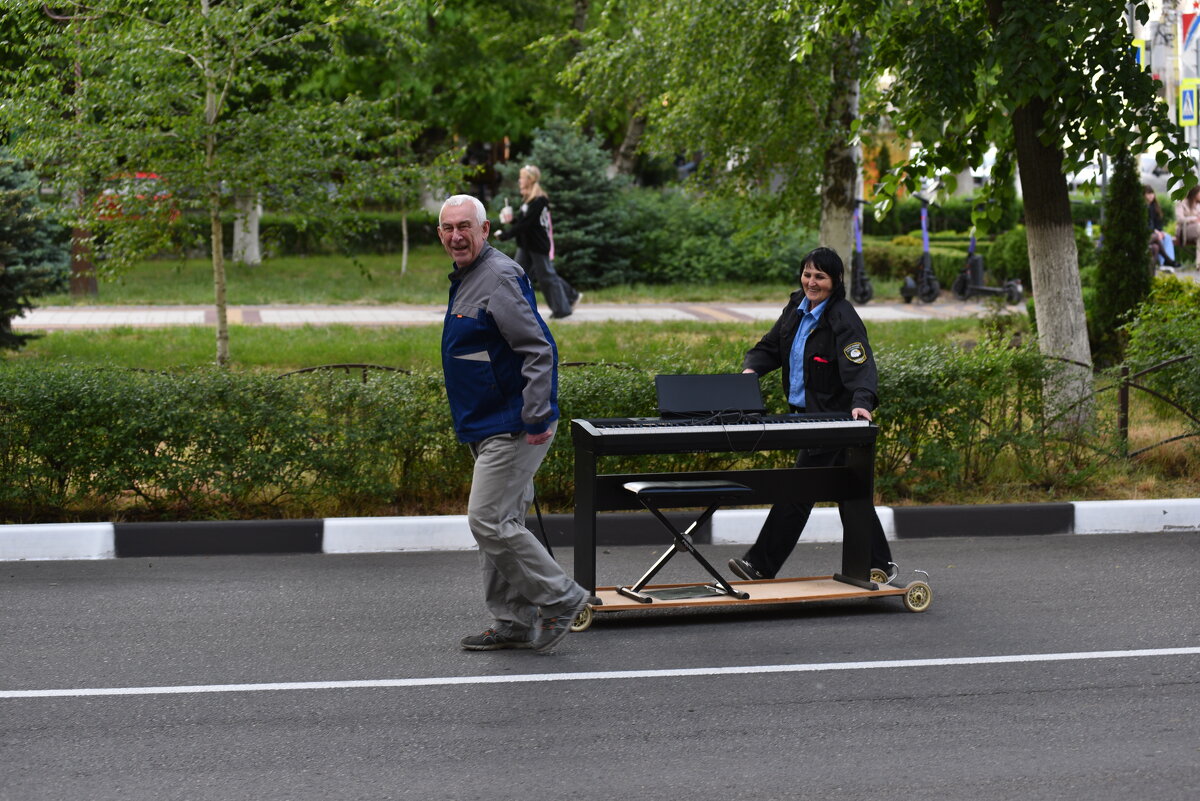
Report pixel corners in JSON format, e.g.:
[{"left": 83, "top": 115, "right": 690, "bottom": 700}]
[
  {"left": 1011, "top": 97, "right": 1093, "bottom": 426},
  {"left": 613, "top": 112, "right": 647, "bottom": 176},
  {"left": 232, "top": 194, "right": 262, "bottom": 265},
  {"left": 211, "top": 196, "right": 229, "bottom": 366},
  {"left": 573, "top": 0, "right": 589, "bottom": 34},
  {"left": 401, "top": 211, "right": 409, "bottom": 275},
  {"left": 69, "top": 226, "right": 97, "bottom": 297},
  {"left": 202, "top": 0, "right": 228, "bottom": 366},
  {"left": 818, "top": 33, "right": 861, "bottom": 269}
]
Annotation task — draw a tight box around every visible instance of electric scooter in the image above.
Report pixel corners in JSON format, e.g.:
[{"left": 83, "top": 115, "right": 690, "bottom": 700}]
[
  {"left": 900, "top": 196, "right": 941, "bottom": 304},
  {"left": 850, "top": 201, "right": 874, "bottom": 304},
  {"left": 951, "top": 225, "right": 1023, "bottom": 305}
]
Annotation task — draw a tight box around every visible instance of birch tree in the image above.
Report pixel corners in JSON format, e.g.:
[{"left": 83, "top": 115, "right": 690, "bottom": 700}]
[
  {"left": 565, "top": 0, "right": 871, "bottom": 265},
  {"left": 1, "top": 0, "right": 440, "bottom": 366}
]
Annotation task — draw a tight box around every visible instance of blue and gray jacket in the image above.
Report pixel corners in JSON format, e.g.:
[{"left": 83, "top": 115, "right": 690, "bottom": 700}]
[{"left": 442, "top": 244, "right": 560, "bottom": 444}]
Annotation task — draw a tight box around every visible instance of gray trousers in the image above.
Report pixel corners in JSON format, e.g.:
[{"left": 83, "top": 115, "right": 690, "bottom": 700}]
[{"left": 467, "top": 427, "right": 584, "bottom": 632}]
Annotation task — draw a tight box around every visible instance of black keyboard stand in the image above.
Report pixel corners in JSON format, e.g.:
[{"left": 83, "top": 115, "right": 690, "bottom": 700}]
[{"left": 616, "top": 480, "right": 754, "bottom": 603}]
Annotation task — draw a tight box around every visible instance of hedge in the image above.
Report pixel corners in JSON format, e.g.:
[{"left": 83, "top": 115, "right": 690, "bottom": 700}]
[
  {"left": 862, "top": 239, "right": 968, "bottom": 287},
  {"left": 0, "top": 344, "right": 1108, "bottom": 523}
]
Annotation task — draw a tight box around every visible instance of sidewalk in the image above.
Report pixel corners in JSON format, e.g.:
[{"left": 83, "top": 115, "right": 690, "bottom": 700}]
[{"left": 12, "top": 297, "right": 1017, "bottom": 330}]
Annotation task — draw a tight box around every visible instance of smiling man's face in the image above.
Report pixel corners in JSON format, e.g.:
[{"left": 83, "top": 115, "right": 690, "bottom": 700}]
[{"left": 438, "top": 202, "right": 489, "bottom": 268}]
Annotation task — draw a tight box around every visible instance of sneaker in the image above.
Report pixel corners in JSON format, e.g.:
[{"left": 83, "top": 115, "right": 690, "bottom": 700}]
[
  {"left": 571, "top": 291, "right": 583, "bottom": 308},
  {"left": 460, "top": 627, "right": 533, "bottom": 651},
  {"left": 532, "top": 595, "right": 589, "bottom": 653},
  {"left": 728, "top": 557, "right": 764, "bottom": 581}
]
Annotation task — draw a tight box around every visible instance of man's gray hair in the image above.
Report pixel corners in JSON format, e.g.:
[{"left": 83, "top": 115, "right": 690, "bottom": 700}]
[{"left": 440, "top": 194, "right": 487, "bottom": 226}]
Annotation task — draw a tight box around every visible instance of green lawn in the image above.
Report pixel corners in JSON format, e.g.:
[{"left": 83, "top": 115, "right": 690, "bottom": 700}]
[
  {"left": 40, "top": 245, "right": 903, "bottom": 307},
  {"left": 10, "top": 317, "right": 980, "bottom": 372}
]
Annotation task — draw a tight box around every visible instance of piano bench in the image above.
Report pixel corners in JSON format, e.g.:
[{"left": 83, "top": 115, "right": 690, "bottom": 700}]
[{"left": 616, "top": 480, "right": 754, "bottom": 604}]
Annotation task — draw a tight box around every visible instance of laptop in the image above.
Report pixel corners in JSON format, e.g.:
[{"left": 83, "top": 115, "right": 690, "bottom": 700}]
[{"left": 655, "top": 373, "right": 766, "bottom": 418}]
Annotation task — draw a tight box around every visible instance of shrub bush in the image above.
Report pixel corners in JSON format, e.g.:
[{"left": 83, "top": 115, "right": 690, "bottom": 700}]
[
  {"left": 615, "top": 189, "right": 814, "bottom": 285},
  {"left": 863, "top": 239, "right": 967, "bottom": 286},
  {"left": 0, "top": 343, "right": 1116, "bottom": 522},
  {"left": 866, "top": 195, "right": 1025, "bottom": 237},
  {"left": 1121, "top": 277, "right": 1200, "bottom": 418},
  {"left": 1090, "top": 150, "right": 1152, "bottom": 364}
]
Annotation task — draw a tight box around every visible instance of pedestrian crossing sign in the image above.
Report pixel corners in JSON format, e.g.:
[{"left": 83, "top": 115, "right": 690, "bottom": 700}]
[
  {"left": 1182, "top": 80, "right": 1200, "bottom": 128},
  {"left": 1132, "top": 38, "right": 1146, "bottom": 69}
]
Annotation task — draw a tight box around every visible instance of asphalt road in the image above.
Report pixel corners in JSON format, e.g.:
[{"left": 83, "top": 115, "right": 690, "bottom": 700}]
[{"left": 3, "top": 532, "right": 1198, "bottom": 801}]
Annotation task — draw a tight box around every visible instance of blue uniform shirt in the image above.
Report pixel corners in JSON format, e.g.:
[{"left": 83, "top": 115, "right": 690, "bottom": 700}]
[{"left": 787, "top": 296, "right": 828, "bottom": 409}]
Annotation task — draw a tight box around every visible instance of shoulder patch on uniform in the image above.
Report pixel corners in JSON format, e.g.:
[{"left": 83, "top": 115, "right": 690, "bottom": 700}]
[{"left": 843, "top": 342, "right": 867, "bottom": 364}]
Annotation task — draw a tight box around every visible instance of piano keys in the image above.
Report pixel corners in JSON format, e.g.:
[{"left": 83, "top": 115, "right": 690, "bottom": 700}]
[{"left": 573, "top": 413, "right": 873, "bottom": 455}]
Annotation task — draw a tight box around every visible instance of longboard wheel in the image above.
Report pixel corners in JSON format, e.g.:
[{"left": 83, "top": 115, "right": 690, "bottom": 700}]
[
  {"left": 903, "top": 581, "right": 933, "bottom": 613},
  {"left": 570, "top": 605, "right": 594, "bottom": 632}
]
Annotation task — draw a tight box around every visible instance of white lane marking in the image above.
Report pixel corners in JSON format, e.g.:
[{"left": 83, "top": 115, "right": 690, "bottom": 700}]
[{"left": 3, "top": 647, "right": 1198, "bottom": 700}]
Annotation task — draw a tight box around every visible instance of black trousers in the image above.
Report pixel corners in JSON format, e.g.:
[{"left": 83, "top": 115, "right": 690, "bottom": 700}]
[
  {"left": 744, "top": 446, "right": 893, "bottom": 578},
  {"left": 515, "top": 248, "right": 577, "bottom": 318}
]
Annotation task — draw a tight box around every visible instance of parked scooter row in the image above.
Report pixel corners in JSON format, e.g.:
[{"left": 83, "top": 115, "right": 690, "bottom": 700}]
[{"left": 851, "top": 197, "right": 1021, "bottom": 307}]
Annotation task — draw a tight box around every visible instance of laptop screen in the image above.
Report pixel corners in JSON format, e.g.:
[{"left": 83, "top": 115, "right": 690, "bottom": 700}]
[{"left": 655, "top": 373, "right": 766, "bottom": 418}]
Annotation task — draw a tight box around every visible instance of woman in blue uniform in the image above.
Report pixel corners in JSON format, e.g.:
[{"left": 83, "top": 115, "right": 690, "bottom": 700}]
[{"left": 728, "top": 247, "right": 897, "bottom": 583}]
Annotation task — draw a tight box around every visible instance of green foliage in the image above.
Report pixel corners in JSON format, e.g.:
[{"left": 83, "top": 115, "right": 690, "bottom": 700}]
[
  {"left": 873, "top": 0, "right": 1194, "bottom": 206},
  {"left": 0, "top": 148, "right": 70, "bottom": 350},
  {"left": 868, "top": 196, "right": 1022, "bottom": 238},
  {"left": 986, "top": 226, "right": 1029, "bottom": 286},
  {"left": 863, "top": 240, "right": 966, "bottom": 287},
  {"left": 564, "top": 0, "right": 837, "bottom": 224},
  {"left": 986, "top": 223, "right": 1096, "bottom": 291},
  {"left": 1121, "top": 277, "right": 1200, "bottom": 418},
  {"left": 309, "top": 0, "right": 581, "bottom": 147},
  {"left": 496, "top": 120, "right": 636, "bottom": 288},
  {"left": 0, "top": 364, "right": 463, "bottom": 521},
  {"left": 614, "top": 189, "right": 815, "bottom": 285},
  {"left": 1, "top": 1, "right": 458, "bottom": 364},
  {"left": 1091, "top": 150, "right": 1152, "bottom": 364}
]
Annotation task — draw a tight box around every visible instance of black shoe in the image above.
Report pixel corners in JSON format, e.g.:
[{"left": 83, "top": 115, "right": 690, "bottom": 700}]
[
  {"left": 728, "top": 557, "right": 764, "bottom": 581},
  {"left": 532, "top": 594, "right": 589, "bottom": 653},
  {"left": 460, "top": 627, "right": 533, "bottom": 651}
]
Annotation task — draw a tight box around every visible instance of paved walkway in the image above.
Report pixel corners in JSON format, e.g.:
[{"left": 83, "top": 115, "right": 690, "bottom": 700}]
[{"left": 13, "top": 298, "right": 1018, "bottom": 330}]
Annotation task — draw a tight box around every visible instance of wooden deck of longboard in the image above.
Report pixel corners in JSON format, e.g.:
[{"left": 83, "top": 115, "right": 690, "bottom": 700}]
[{"left": 590, "top": 575, "right": 909, "bottom": 612}]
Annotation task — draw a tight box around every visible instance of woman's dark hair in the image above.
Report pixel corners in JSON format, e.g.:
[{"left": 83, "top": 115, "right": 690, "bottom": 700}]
[
  {"left": 1144, "top": 184, "right": 1163, "bottom": 218},
  {"left": 801, "top": 246, "right": 846, "bottom": 303}
]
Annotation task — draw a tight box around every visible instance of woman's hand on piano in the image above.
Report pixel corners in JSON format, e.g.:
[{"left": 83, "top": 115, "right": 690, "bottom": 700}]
[{"left": 851, "top": 408, "right": 873, "bottom": 422}]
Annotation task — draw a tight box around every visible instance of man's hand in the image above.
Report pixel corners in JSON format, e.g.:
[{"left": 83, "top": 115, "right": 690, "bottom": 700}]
[
  {"left": 526, "top": 430, "right": 553, "bottom": 446},
  {"left": 851, "top": 407, "right": 873, "bottom": 422}
]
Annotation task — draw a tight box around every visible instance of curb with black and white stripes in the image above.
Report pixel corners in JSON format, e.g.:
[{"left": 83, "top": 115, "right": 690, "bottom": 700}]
[{"left": 1, "top": 498, "right": 1197, "bottom": 561}]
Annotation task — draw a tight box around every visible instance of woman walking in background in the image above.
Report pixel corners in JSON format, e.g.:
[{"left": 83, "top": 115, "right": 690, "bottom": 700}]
[{"left": 496, "top": 165, "right": 580, "bottom": 319}]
